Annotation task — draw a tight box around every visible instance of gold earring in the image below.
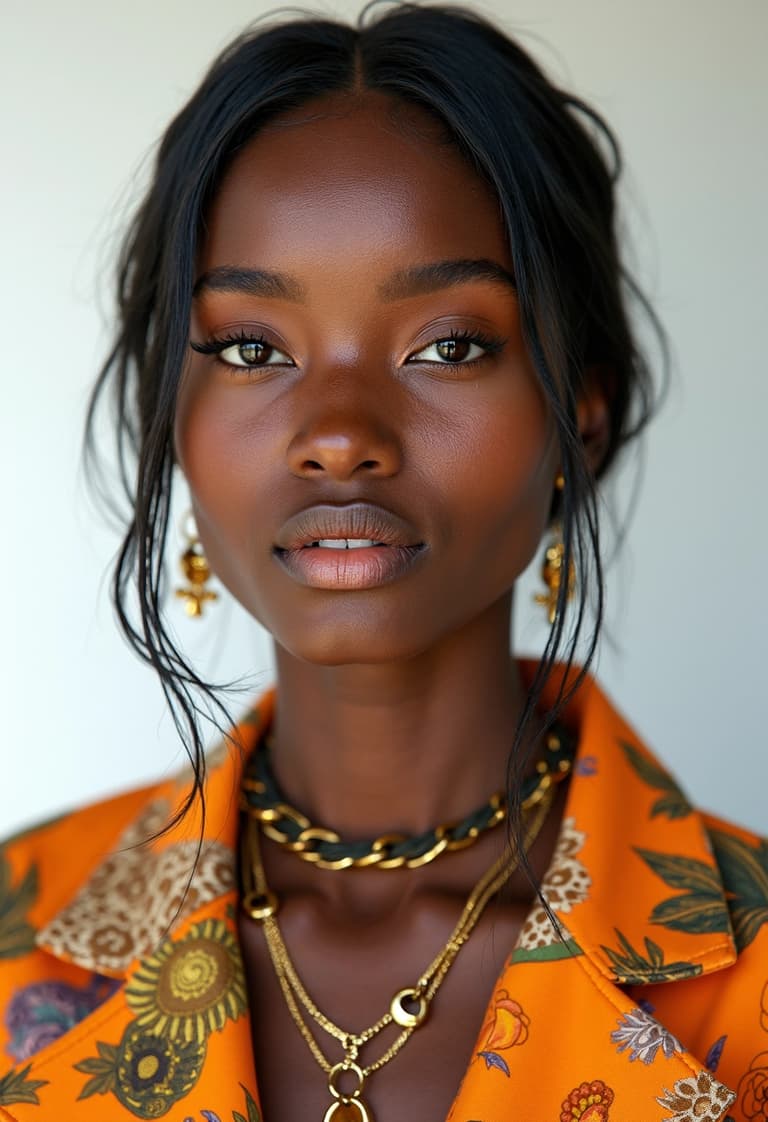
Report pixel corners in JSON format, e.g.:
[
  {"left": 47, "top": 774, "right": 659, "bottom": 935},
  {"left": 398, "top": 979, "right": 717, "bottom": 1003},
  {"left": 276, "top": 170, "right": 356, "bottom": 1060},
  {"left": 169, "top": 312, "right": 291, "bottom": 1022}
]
[
  {"left": 175, "top": 513, "right": 218, "bottom": 618},
  {"left": 534, "top": 474, "right": 575, "bottom": 624}
]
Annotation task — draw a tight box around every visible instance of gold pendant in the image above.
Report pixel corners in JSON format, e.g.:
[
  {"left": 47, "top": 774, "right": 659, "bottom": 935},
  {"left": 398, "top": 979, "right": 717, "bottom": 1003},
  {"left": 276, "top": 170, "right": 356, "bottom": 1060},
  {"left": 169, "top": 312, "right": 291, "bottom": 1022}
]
[
  {"left": 323, "top": 1098, "right": 373, "bottom": 1122},
  {"left": 390, "top": 987, "right": 428, "bottom": 1028},
  {"left": 325, "top": 1062, "right": 373, "bottom": 1121}
]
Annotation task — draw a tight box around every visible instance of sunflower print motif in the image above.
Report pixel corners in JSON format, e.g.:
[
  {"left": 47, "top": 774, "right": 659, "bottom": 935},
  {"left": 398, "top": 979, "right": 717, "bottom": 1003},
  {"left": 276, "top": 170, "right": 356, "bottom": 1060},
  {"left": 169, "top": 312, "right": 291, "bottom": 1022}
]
[
  {"left": 75, "top": 1022, "right": 206, "bottom": 1119},
  {"left": 126, "top": 918, "right": 247, "bottom": 1044},
  {"left": 74, "top": 919, "right": 248, "bottom": 1115}
]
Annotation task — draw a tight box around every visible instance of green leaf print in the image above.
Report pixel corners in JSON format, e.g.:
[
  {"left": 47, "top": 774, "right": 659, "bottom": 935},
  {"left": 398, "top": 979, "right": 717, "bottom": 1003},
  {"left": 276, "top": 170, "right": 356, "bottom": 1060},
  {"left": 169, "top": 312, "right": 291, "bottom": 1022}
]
[
  {"left": 0, "top": 848, "right": 38, "bottom": 959},
  {"left": 232, "top": 1083, "right": 262, "bottom": 1122},
  {"left": 74, "top": 1040, "right": 120, "bottom": 1099},
  {"left": 650, "top": 894, "right": 733, "bottom": 933},
  {"left": 0, "top": 1063, "right": 48, "bottom": 1107},
  {"left": 637, "top": 849, "right": 722, "bottom": 893},
  {"left": 510, "top": 937, "right": 583, "bottom": 964},
  {"left": 619, "top": 740, "right": 692, "bottom": 819},
  {"left": 600, "top": 929, "right": 703, "bottom": 984},
  {"left": 635, "top": 847, "right": 732, "bottom": 936},
  {"left": 709, "top": 828, "right": 768, "bottom": 951}
]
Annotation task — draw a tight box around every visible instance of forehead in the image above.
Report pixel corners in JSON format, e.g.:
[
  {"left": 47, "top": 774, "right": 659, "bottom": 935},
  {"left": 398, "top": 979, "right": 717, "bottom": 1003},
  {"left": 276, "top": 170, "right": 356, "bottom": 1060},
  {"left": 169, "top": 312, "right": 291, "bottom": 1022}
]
[{"left": 200, "top": 90, "right": 511, "bottom": 275}]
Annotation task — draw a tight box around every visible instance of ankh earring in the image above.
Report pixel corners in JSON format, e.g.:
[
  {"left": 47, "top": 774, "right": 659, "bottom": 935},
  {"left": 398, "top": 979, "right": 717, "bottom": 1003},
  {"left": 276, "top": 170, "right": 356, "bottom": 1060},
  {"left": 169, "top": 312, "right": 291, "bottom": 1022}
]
[
  {"left": 175, "top": 512, "right": 218, "bottom": 618},
  {"left": 534, "top": 473, "right": 575, "bottom": 624}
]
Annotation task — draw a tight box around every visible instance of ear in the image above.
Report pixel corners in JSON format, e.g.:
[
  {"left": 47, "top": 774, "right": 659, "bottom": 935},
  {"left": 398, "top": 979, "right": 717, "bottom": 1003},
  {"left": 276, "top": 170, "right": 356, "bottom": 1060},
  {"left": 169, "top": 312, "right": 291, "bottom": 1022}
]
[{"left": 576, "top": 367, "right": 612, "bottom": 476}]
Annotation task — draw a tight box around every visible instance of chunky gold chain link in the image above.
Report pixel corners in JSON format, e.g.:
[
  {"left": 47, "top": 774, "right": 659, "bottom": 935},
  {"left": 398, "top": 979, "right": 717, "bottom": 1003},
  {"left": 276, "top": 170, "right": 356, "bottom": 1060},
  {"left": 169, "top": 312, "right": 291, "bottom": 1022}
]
[
  {"left": 240, "top": 784, "right": 506, "bottom": 869},
  {"left": 240, "top": 725, "right": 572, "bottom": 870}
]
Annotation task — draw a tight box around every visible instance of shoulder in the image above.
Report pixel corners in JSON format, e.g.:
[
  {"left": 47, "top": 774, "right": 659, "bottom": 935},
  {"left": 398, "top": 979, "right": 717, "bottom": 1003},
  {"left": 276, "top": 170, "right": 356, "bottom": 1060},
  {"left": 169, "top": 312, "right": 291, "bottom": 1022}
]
[
  {"left": 0, "top": 695, "right": 270, "bottom": 967},
  {"left": 0, "top": 782, "right": 169, "bottom": 962}
]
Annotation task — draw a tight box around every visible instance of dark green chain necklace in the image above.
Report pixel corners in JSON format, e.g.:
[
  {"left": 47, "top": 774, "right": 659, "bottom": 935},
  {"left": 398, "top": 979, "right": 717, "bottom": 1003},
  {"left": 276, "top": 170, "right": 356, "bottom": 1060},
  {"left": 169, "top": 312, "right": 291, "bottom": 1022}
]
[{"left": 240, "top": 723, "right": 575, "bottom": 870}]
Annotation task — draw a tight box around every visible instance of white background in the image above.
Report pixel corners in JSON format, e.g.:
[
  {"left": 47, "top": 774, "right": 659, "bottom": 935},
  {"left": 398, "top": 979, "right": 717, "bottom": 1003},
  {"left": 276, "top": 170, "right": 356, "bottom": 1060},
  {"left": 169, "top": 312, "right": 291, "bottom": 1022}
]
[{"left": 1, "top": 0, "right": 765, "bottom": 835}]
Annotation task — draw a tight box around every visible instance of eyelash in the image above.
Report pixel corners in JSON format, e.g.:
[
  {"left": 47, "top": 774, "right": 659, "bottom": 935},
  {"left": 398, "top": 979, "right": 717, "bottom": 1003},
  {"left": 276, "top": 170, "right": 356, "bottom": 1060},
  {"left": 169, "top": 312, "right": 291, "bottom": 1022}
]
[
  {"left": 189, "top": 330, "right": 276, "bottom": 360},
  {"left": 411, "top": 328, "right": 506, "bottom": 368},
  {"left": 189, "top": 327, "right": 507, "bottom": 372}
]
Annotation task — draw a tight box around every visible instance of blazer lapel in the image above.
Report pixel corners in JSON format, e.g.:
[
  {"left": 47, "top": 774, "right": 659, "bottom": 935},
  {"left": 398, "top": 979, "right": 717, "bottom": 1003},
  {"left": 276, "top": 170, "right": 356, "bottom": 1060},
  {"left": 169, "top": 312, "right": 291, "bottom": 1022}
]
[
  {"left": 0, "top": 893, "right": 260, "bottom": 1122},
  {"left": 448, "top": 670, "right": 739, "bottom": 1122},
  {"left": 448, "top": 951, "right": 736, "bottom": 1122},
  {"left": 0, "top": 699, "right": 274, "bottom": 1122},
  {"left": 0, "top": 676, "right": 743, "bottom": 1122}
]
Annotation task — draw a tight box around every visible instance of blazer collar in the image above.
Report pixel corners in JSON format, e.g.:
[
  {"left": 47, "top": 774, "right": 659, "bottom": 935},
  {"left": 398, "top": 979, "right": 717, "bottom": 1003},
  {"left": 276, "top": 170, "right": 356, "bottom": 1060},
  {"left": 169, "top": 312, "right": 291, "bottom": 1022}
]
[
  {"left": 22, "top": 675, "right": 742, "bottom": 1122},
  {"left": 34, "top": 694, "right": 274, "bottom": 978},
  {"left": 36, "top": 672, "right": 737, "bottom": 985},
  {"left": 530, "top": 670, "right": 738, "bottom": 985}
]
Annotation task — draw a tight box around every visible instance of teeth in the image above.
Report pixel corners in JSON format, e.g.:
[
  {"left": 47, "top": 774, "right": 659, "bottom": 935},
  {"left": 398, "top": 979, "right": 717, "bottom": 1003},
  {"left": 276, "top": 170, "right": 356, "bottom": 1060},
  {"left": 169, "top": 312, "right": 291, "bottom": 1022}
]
[{"left": 309, "top": 539, "right": 381, "bottom": 550}]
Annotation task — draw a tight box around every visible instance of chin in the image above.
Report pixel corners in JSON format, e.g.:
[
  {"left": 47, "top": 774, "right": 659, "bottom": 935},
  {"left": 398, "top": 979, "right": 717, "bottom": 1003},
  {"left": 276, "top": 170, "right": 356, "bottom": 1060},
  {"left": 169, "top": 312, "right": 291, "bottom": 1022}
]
[
  {"left": 262, "top": 601, "right": 447, "bottom": 667},
  {"left": 273, "top": 626, "right": 421, "bottom": 667}
]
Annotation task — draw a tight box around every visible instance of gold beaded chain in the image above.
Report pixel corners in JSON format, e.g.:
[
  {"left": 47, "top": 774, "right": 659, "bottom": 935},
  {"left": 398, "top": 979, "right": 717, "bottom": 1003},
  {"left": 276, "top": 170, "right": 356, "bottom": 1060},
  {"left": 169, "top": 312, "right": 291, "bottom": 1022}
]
[{"left": 240, "top": 788, "right": 555, "bottom": 1122}]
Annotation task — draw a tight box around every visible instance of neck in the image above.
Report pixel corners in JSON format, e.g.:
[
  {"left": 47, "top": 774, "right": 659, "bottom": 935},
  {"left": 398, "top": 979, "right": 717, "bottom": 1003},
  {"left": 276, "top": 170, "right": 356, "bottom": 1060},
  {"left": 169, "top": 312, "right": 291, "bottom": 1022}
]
[{"left": 269, "top": 600, "right": 534, "bottom": 839}]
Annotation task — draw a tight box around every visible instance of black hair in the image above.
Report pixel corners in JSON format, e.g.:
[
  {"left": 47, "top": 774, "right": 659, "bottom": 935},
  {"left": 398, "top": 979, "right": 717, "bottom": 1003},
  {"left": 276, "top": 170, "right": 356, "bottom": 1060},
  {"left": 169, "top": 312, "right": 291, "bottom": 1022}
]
[{"left": 86, "top": 2, "right": 662, "bottom": 862}]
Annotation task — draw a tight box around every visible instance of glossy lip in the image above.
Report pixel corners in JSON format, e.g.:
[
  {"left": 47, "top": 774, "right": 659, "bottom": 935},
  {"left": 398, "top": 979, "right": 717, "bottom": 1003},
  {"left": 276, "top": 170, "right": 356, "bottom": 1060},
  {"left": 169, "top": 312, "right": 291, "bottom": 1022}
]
[{"left": 273, "top": 502, "right": 426, "bottom": 590}]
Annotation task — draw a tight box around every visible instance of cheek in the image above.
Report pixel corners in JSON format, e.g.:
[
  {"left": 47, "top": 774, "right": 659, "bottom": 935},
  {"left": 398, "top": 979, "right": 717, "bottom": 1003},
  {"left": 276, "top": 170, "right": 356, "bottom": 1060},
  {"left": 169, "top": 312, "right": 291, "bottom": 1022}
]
[
  {"left": 173, "top": 374, "right": 261, "bottom": 573},
  {"left": 432, "top": 377, "right": 558, "bottom": 578}
]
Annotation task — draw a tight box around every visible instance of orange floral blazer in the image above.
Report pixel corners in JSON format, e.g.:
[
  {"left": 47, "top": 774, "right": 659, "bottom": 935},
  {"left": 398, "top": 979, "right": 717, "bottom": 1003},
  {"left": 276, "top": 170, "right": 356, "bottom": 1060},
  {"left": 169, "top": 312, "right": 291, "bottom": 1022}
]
[{"left": 1, "top": 674, "right": 766, "bottom": 1122}]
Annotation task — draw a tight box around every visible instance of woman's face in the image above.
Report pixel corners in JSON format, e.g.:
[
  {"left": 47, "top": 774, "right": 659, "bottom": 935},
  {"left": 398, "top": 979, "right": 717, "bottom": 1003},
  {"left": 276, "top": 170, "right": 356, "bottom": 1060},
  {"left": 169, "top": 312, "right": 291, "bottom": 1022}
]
[{"left": 174, "top": 90, "right": 559, "bottom": 665}]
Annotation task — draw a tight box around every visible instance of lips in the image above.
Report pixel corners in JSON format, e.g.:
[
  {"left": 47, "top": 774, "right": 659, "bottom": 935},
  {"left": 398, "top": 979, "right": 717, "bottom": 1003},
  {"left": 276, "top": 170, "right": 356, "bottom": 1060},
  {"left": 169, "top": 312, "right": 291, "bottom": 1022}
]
[
  {"left": 273, "top": 503, "right": 426, "bottom": 590},
  {"left": 275, "top": 503, "right": 423, "bottom": 552}
]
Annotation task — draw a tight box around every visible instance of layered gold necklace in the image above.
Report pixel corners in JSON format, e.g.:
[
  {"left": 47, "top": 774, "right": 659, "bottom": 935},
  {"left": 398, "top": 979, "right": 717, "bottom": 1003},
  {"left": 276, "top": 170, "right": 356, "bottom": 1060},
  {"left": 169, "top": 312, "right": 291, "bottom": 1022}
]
[{"left": 240, "top": 786, "right": 557, "bottom": 1121}]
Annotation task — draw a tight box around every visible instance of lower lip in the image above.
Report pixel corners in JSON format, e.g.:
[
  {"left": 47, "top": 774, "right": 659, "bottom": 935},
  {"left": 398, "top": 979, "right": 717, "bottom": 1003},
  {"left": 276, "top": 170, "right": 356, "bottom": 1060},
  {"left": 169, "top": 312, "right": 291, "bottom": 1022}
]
[{"left": 274, "top": 544, "right": 425, "bottom": 590}]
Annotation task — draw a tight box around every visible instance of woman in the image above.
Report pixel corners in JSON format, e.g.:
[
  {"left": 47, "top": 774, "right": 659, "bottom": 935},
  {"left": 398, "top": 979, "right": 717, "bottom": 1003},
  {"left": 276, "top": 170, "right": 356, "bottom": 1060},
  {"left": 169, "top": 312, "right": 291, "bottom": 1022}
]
[{"left": 0, "top": 6, "right": 764, "bottom": 1121}]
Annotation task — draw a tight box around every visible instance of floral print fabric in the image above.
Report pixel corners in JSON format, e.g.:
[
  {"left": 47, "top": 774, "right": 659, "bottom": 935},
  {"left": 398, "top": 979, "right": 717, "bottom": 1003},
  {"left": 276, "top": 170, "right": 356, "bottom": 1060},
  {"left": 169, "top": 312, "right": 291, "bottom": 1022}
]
[
  {"left": 36, "top": 802, "right": 235, "bottom": 975},
  {"left": 0, "top": 671, "right": 763, "bottom": 1120},
  {"left": 6, "top": 978, "right": 120, "bottom": 1063}
]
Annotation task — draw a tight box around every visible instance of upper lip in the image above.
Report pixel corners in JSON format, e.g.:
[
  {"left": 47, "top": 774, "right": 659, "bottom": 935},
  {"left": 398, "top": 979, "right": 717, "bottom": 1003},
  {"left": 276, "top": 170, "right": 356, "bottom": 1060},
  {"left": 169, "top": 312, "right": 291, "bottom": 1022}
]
[{"left": 275, "top": 503, "right": 424, "bottom": 551}]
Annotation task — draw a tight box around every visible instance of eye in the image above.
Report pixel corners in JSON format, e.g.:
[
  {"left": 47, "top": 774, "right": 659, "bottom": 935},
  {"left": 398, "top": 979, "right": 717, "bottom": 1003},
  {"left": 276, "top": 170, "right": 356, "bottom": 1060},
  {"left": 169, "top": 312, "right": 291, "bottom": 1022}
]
[
  {"left": 407, "top": 329, "right": 505, "bottom": 366},
  {"left": 190, "top": 332, "right": 294, "bottom": 369},
  {"left": 219, "top": 339, "right": 290, "bottom": 367}
]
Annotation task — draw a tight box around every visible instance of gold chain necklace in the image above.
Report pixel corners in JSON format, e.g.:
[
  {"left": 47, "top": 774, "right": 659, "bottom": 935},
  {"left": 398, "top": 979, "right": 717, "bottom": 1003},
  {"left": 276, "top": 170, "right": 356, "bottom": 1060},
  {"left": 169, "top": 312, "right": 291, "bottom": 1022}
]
[
  {"left": 240, "top": 789, "right": 554, "bottom": 1121},
  {"left": 240, "top": 726, "right": 573, "bottom": 869}
]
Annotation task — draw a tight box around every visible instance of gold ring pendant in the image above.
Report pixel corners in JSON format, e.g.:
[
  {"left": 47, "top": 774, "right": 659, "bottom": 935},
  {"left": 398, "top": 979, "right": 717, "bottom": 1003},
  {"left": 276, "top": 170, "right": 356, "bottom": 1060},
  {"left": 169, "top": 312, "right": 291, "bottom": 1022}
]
[
  {"left": 390, "top": 988, "right": 428, "bottom": 1028},
  {"left": 324, "top": 1063, "right": 373, "bottom": 1122},
  {"left": 323, "top": 1099, "right": 373, "bottom": 1122}
]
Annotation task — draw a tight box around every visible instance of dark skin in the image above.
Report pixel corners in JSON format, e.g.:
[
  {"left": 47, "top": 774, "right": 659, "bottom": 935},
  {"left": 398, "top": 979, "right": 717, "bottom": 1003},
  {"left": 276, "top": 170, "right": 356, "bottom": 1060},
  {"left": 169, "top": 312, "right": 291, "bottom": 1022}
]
[{"left": 175, "top": 90, "right": 608, "bottom": 1122}]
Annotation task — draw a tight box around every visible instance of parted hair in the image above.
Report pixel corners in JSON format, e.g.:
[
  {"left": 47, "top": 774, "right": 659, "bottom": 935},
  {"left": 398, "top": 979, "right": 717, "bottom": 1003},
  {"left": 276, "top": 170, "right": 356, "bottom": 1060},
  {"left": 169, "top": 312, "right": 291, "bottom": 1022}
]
[{"left": 86, "top": 2, "right": 663, "bottom": 861}]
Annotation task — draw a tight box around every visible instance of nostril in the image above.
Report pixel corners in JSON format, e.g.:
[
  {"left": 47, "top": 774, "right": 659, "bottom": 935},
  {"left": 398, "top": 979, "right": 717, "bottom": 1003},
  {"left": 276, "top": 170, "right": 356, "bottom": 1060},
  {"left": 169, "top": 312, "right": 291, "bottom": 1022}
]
[
  {"left": 287, "top": 427, "right": 401, "bottom": 481},
  {"left": 300, "top": 457, "right": 381, "bottom": 474}
]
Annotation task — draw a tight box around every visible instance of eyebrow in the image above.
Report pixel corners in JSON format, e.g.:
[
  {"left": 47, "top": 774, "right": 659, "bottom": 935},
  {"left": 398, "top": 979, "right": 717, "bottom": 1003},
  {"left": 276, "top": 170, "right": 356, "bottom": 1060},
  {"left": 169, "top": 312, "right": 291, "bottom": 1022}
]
[
  {"left": 192, "top": 257, "right": 516, "bottom": 303},
  {"left": 378, "top": 258, "right": 517, "bottom": 301},
  {"left": 193, "top": 266, "right": 306, "bottom": 301}
]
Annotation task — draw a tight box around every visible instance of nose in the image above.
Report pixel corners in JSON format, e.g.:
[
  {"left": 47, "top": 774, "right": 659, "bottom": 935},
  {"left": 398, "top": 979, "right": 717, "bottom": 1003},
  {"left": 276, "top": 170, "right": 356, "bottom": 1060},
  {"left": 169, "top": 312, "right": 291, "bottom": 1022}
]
[{"left": 285, "top": 376, "right": 402, "bottom": 482}]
